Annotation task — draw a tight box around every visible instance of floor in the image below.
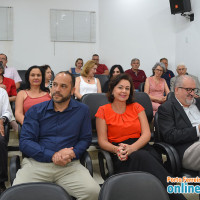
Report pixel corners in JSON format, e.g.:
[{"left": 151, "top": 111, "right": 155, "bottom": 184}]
[{"left": 6, "top": 130, "right": 199, "bottom": 200}]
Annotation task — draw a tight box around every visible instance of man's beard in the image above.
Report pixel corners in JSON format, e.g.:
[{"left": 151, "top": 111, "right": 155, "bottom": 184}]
[
  {"left": 185, "top": 94, "right": 194, "bottom": 105},
  {"left": 52, "top": 92, "right": 71, "bottom": 103}
]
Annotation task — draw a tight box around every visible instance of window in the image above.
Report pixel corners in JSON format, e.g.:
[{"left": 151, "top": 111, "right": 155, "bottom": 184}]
[
  {"left": 50, "top": 9, "right": 96, "bottom": 43},
  {"left": 0, "top": 7, "right": 13, "bottom": 41}
]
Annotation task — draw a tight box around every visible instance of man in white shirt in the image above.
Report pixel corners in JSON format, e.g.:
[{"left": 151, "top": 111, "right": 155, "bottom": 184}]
[
  {"left": 170, "top": 64, "right": 200, "bottom": 97},
  {"left": 158, "top": 75, "right": 200, "bottom": 171},
  {"left": 0, "top": 88, "right": 12, "bottom": 194},
  {"left": 0, "top": 54, "right": 22, "bottom": 90}
]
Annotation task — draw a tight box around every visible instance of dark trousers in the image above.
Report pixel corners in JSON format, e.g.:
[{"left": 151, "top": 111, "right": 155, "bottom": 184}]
[
  {"left": 111, "top": 138, "right": 186, "bottom": 200},
  {"left": 0, "top": 134, "right": 8, "bottom": 183}
]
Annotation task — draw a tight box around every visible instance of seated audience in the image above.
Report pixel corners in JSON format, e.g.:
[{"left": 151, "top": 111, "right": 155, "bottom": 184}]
[
  {"left": 102, "top": 64, "right": 124, "bottom": 93},
  {"left": 0, "top": 61, "right": 18, "bottom": 132},
  {"left": 160, "top": 58, "right": 175, "bottom": 89},
  {"left": 170, "top": 63, "right": 200, "bottom": 97},
  {"left": 69, "top": 58, "right": 83, "bottom": 74},
  {"left": 13, "top": 72, "right": 100, "bottom": 200},
  {"left": 0, "top": 53, "right": 22, "bottom": 90},
  {"left": 15, "top": 66, "right": 51, "bottom": 125},
  {"left": 158, "top": 75, "right": 200, "bottom": 171},
  {"left": 0, "top": 88, "right": 12, "bottom": 194},
  {"left": 41, "top": 65, "right": 53, "bottom": 88},
  {"left": 92, "top": 54, "right": 109, "bottom": 75},
  {"left": 95, "top": 73, "right": 186, "bottom": 200},
  {"left": 144, "top": 62, "right": 169, "bottom": 116},
  {"left": 0, "top": 61, "right": 17, "bottom": 102},
  {"left": 74, "top": 60, "right": 102, "bottom": 100},
  {"left": 125, "top": 58, "right": 146, "bottom": 91}
]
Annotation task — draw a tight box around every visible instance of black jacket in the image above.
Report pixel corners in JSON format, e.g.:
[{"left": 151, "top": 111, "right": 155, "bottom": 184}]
[{"left": 158, "top": 93, "right": 200, "bottom": 160}]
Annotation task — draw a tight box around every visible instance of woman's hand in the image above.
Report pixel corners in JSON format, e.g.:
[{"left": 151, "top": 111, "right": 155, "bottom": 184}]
[
  {"left": 117, "top": 143, "right": 134, "bottom": 161},
  {"left": 157, "top": 96, "right": 166, "bottom": 103},
  {"left": 153, "top": 96, "right": 166, "bottom": 103}
]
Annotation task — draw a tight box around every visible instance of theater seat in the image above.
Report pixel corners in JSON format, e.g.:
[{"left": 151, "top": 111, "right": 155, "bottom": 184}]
[
  {"left": 99, "top": 171, "right": 170, "bottom": 200},
  {"left": 0, "top": 182, "right": 72, "bottom": 200}
]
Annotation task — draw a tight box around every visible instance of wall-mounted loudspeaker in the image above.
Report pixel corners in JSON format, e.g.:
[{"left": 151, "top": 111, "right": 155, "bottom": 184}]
[{"left": 169, "top": 0, "right": 191, "bottom": 14}]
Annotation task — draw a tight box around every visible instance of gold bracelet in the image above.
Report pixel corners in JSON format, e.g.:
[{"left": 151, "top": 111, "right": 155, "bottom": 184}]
[{"left": 113, "top": 146, "right": 117, "bottom": 154}]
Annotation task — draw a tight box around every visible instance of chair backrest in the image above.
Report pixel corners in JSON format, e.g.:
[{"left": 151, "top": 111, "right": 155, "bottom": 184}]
[
  {"left": 166, "top": 91, "right": 174, "bottom": 101},
  {"left": 134, "top": 92, "right": 153, "bottom": 123},
  {"left": 0, "top": 182, "right": 72, "bottom": 200},
  {"left": 138, "top": 82, "right": 145, "bottom": 92},
  {"left": 94, "top": 74, "right": 109, "bottom": 91},
  {"left": 81, "top": 93, "right": 109, "bottom": 129},
  {"left": 99, "top": 171, "right": 170, "bottom": 200},
  {"left": 17, "top": 70, "right": 27, "bottom": 90},
  {"left": 153, "top": 112, "right": 161, "bottom": 142},
  {"left": 81, "top": 93, "right": 109, "bottom": 145},
  {"left": 72, "top": 73, "right": 80, "bottom": 79}
]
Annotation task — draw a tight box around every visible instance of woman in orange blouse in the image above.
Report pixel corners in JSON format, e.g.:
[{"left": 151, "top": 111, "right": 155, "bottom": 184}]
[{"left": 96, "top": 73, "right": 186, "bottom": 200}]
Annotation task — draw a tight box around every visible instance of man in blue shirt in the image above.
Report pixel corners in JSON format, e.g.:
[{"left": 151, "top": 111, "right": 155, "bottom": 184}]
[
  {"left": 13, "top": 71, "right": 100, "bottom": 200},
  {"left": 160, "top": 58, "right": 174, "bottom": 89}
]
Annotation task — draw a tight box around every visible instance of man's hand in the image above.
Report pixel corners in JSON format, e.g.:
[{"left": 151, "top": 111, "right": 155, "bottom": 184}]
[
  {"left": 52, "top": 147, "right": 76, "bottom": 166},
  {"left": 0, "top": 84, "right": 6, "bottom": 90},
  {"left": 52, "top": 152, "right": 72, "bottom": 166},
  {"left": 58, "top": 147, "right": 76, "bottom": 160},
  {"left": 0, "top": 119, "right": 4, "bottom": 136}
]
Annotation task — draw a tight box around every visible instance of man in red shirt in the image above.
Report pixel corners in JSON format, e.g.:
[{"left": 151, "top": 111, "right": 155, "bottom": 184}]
[
  {"left": 92, "top": 54, "right": 109, "bottom": 75},
  {"left": 0, "top": 62, "right": 17, "bottom": 102},
  {"left": 0, "top": 62, "right": 18, "bottom": 132},
  {"left": 125, "top": 58, "right": 146, "bottom": 90}
]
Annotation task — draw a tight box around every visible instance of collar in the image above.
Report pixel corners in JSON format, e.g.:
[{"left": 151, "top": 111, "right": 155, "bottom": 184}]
[{"left": 47, "top": 98, "right": 79, "bottom": 112}]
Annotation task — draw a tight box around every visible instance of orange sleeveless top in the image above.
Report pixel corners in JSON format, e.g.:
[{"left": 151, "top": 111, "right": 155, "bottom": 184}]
[
  {"left": 23, "top": 91, "right": 51, "bottom": 114},
  {"left": 95, "top": 103, "right": 144, "bottom": 143}
]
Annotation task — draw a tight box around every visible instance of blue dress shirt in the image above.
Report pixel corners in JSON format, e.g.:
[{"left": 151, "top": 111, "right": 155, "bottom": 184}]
[{"left": 20, "top": 99, "right": 92, "bottom": 163}]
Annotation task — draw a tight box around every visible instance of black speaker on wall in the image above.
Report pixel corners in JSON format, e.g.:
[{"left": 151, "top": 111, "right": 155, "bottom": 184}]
[{"left": 169, "top": 0, "right": 191, "bottom": 14}]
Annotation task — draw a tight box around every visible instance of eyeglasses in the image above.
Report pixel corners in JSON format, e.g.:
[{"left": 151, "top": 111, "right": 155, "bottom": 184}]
[
  {"left": 155, "top": 69, "right": 163, "bottom": 72},
  {"left": 177, "top": 68, "right": 186, "bottom": 71},
  {"left": 178, "top": 87, "right": 199, "bottom": 93}
]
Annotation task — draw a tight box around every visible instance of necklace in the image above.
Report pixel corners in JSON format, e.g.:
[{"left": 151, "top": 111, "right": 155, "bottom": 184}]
[{"left": 87, "top": 77, "right": 93, "bottom": 83}]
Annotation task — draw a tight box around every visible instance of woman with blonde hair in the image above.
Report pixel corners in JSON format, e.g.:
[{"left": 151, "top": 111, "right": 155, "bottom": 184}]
[{"left": 74, "top": 60, "right": 102, "bottom": 100}]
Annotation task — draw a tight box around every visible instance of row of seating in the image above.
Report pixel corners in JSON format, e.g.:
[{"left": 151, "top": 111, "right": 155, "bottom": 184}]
[
  {"left": 6, "top": 90, "right": 198, "bottom": 199},
  {"left": 0, "top": 172, "right": 170, "bottom": 200},
  {"left": 8, "top": 92, "right": 153, "bottom": 184},
  {"left": 17, "top": 70, "right": 109, "bottom": 91},
  {"left": 80, "top": 91, "right": 200, "bottom": 200}
]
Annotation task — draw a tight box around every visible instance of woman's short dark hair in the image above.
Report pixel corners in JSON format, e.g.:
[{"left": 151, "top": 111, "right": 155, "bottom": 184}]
[
  {"left": 25, "top": 65, "right": 49, "bottom": 92},
  {"left": 41, "top": 64, "right": 51, "bottom": 72},
  {"left": 109, "top": 65, "right": 124, "bottom": 79},
  {"left": 75, "top": 58, "right": 83, "bottom": 66},
  {"left": 107, "top": 73, "right": 134, "bottom": 104}
]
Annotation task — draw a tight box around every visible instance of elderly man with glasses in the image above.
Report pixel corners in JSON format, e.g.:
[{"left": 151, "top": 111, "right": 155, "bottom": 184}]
[
  {"left": 170, "top": 64, "right": 200, "bottom": 97},
  {"left": 158, "top": 75, "right": 200, "bottom": 171}
]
